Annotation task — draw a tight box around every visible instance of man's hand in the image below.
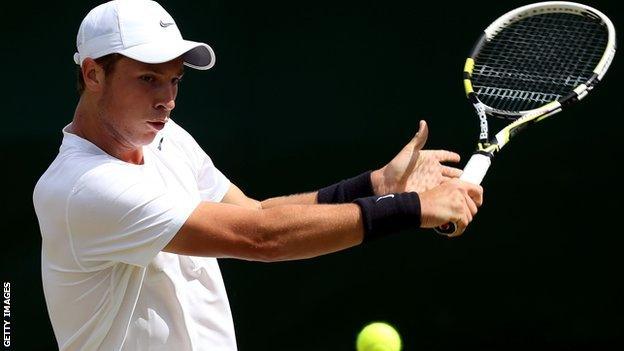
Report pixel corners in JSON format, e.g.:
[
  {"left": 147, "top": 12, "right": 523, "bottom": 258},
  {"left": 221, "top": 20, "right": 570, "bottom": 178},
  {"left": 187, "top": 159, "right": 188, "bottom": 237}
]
[
  {"left": 418, "top": 179, "right": 483, "bottom": 236},
  {"left": 371, "top": 120, "right": 463, "bottom": 195}
]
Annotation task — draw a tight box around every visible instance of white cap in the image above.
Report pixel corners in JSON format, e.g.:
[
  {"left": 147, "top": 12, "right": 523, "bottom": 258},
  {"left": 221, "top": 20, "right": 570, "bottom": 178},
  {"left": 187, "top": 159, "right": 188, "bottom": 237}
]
[{"left": 73, "top": 0, "right": 215, "bottom": 70}]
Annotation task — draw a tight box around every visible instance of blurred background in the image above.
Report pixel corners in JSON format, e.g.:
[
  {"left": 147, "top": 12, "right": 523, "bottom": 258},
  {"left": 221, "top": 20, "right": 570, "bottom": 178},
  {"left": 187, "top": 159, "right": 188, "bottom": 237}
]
[{"left": 2, "top": 0, "right": 623, "bottom": 349}]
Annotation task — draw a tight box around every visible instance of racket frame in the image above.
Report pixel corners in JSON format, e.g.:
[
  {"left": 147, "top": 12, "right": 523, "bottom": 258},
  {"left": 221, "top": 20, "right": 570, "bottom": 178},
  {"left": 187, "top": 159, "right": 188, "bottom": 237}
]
[
  {"left": 465, "top": 1, "right": 616, "bottom": 156},
  {"left": 436, "top": 1, "right": 616, "bottom": 236}
]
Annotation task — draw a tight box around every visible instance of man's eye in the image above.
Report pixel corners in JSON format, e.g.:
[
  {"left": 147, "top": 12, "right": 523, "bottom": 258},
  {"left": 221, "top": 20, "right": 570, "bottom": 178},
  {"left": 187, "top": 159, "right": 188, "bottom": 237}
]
[{"left": 140, "top": 75, "right": 155, "bottom": 83}]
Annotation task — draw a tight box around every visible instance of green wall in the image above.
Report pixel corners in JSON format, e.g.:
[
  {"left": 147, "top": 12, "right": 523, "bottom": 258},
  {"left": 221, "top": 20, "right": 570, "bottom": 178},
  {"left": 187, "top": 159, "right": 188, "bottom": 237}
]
[{"left": 3, "top": 0, "right": 623, "bottom": 349}]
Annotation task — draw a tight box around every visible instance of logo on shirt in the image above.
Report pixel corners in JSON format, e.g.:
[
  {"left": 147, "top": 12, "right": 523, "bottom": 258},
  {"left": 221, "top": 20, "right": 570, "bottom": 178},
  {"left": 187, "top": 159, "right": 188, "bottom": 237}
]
[
  {"left": 157, "top": 137, "right": 164, "bottom": 151},
  {"left": 160, "top": 20, "right": 175, "bottom": 28}
]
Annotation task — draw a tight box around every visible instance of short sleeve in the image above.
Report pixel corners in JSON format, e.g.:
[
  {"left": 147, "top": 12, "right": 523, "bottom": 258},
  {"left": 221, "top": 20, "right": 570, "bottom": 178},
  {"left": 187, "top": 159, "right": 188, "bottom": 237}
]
[
  {"left": 67, "top": 166, "right": 198, "bottom": 268},
  {"left": 197, "top": 156, "right": 230, "bottom": 202},
  {"left": 164, "top": 120, "right": 230, "bottom": 203}
]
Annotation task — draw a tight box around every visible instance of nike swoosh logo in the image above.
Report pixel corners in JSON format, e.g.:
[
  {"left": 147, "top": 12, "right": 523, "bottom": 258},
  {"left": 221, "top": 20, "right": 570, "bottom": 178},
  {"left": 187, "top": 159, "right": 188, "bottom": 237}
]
[
  {"left": 157, "top": 137, "right": 164, "bottom": 151},
  {"left": 375, "top": 194, "right": 395, "bottom": 202},
  {"left": 160, "top": 20, "right": 175, "bottom": 28}
]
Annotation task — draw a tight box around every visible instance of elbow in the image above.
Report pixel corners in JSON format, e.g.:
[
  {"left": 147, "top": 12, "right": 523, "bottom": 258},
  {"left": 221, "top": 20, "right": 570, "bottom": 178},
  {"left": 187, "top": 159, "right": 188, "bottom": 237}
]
[
  {"left": 250, "top": 241, "right": 286, "bottom": 263},
  {"left": 246, "top": 211, "right": 289, "bottom": 262},
  {"left": 249, "top": 232, "right": 288, "bottom": 263}
]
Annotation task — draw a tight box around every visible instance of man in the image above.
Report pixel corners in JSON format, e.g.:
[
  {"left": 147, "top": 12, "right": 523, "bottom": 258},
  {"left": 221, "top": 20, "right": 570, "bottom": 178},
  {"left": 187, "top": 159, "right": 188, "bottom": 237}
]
[{"left": 33, "top": 0, "right": 483, "bottom": 350}]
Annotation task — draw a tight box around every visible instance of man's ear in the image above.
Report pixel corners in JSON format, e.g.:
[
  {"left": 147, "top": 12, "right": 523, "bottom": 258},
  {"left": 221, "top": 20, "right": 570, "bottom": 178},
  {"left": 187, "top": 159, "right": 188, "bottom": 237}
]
[{"left": 81, "top": 58, "right": 106, "bottom": 93}]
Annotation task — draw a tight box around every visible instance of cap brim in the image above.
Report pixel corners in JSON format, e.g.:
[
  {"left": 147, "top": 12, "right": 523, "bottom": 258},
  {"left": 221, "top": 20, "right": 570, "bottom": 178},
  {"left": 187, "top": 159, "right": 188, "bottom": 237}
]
[{"left": 118, "top": 39, "right": 215, "bottom": 70}]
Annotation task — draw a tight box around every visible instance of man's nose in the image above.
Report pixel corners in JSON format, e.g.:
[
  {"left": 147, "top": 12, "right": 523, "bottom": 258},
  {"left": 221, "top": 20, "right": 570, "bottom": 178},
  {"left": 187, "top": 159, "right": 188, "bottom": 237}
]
[
  {"left": 158, "top": 99, "right": 175, "bottom": 111},
  {"left": 155, "top": 86, "right": 176, "bottom": 111}
]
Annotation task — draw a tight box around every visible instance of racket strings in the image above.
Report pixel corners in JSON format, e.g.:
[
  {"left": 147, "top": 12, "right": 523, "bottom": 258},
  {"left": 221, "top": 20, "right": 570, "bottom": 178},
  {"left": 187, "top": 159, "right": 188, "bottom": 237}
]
[{"left": 472, "top": 12, "right": 608, "bottom": 113}]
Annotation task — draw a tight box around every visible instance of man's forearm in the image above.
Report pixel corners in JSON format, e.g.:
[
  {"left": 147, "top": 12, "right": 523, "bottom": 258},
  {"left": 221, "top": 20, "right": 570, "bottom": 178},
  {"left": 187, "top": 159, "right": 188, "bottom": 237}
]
[
  {"left": 256, "top": 202, "right": 364, "bottom": 261},
  {"left": 169, "top": 200, "right": 364, "bottom": 261},
  {"left": 260, "top": 192, "right": 318, "bottom": 208},
  {"left": 254, "top": 192, "right": 421, "bottom": 260},
  {"left": 261, "top": 170, "right": 378, "bottom": 209},
  {"left": 172, "top": 191, "right": 423, "bottom": 261}
]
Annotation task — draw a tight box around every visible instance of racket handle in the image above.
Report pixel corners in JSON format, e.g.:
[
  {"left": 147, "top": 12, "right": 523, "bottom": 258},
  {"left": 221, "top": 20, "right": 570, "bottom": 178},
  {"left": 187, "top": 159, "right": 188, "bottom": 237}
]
[{"left": 434, "top": 153, "right": 491, "bottom": 236}]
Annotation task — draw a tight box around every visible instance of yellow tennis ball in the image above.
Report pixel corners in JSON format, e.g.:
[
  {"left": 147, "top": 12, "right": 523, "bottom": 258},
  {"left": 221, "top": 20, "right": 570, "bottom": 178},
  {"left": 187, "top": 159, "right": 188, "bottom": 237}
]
[{"left": 356, "top": 322, "right": 402, "bottom": 351}]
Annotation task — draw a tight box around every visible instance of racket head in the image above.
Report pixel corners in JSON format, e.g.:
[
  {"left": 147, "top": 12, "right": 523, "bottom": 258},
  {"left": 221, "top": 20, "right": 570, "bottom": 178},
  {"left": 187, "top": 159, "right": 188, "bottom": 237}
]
[
  {"left": 464, "top": 1, "right": 616, "bottom": 121},
  {"left": 437, "top": 2, "right": 616, "bottom": 238}
]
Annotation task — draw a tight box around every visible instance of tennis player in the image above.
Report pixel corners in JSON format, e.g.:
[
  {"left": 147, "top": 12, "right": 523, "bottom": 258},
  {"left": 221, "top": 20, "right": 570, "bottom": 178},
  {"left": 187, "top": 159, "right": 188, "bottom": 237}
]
[{"left": 33, "top": 0, "right": 483, "bottom": 350}]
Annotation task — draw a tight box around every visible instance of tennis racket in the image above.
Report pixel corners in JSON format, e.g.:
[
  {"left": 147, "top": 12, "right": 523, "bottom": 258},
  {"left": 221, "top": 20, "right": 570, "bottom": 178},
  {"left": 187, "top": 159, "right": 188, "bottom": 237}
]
[{"left": 435, "top": 1, "right": 616, "bottom": 236}]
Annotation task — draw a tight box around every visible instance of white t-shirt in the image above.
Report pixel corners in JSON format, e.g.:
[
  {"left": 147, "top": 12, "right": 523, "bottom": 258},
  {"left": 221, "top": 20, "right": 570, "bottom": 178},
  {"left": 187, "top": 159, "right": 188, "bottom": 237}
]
[{"left": 33, "top": 120, "right": 237, "bottom": 351}]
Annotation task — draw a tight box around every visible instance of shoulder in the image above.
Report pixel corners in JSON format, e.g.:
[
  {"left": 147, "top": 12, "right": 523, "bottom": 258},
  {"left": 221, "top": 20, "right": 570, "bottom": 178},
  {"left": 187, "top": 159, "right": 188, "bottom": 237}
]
[
  {"left": 39, "top": 147, "right": 147, "bottom": 202},
  {"left": 158, "top": 118, "right": 214, "bottom": 168},
  {"left": 161, "top": 119, "right": 198, "bottom": 145},
  {"left": 34, "top": 147, "right": 135, "bottom": 206},
  {"left": 71, "top": 162, "right": 158, "bottom": 206}
]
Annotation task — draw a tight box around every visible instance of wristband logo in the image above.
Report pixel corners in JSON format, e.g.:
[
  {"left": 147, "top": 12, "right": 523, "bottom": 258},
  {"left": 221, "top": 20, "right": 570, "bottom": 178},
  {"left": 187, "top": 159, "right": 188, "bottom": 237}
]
[{"left": 375, "top": 194, "right": 395, "bottom": 202}]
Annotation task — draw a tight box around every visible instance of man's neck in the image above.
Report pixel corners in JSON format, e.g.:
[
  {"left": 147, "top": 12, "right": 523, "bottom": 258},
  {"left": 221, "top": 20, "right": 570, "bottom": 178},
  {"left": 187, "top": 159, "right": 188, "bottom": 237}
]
[{"left": 71, "top": 97, "right": 144, "bottom": 165}]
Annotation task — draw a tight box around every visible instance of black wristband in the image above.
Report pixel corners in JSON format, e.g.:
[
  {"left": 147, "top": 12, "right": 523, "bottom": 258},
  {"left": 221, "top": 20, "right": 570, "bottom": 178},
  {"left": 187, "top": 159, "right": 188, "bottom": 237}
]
[
  {"left": 317, "top": 170, "right": 374, "bottom": 204},
  {"left": 353, "top": 192, "right": 421, "bottom": 243}
]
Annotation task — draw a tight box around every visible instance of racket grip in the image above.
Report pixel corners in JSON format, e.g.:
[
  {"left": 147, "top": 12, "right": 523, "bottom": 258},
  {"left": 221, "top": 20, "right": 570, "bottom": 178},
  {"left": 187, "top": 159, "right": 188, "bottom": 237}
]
[
  {"left": 434, "top": 222, "right": 457, "bottom": 235},
  {"left": 434, "top": 153, "right": 491, "bottom": 236}
]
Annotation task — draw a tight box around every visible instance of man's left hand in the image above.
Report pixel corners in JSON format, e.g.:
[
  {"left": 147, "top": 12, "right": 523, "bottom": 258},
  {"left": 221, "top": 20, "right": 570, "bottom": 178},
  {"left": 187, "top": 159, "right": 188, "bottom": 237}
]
[{"left": 371, "top": 120, "right": 463, "bottom": 195}]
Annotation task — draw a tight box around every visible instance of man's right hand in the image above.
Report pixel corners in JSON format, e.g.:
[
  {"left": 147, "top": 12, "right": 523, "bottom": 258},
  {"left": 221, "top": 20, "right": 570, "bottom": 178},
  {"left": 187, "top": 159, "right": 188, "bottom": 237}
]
[{"left": 418, "top": 179, "right": 483, "bottom": 236}]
